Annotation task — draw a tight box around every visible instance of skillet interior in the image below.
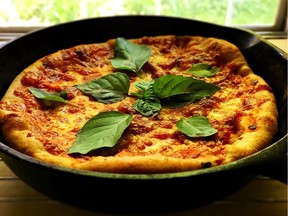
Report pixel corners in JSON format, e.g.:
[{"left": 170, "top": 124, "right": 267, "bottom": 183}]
[{"left": 0, "top": 15, "right": 287, "bottom": 212}]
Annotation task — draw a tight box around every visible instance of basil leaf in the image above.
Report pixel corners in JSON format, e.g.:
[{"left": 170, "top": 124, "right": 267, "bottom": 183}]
[
  {"left": 28, "top": 87, "right": 68, "bottom": 106},
  {"left": 111, "top": 37, "right": 152, "bottom": 75},
  {"left": 75, "top": 72, "right": 130, "bottom": 104},
  {"left": 176, "top": 116, "right": 218, "bottom": 137},
  {"left": 133, "top": 99, "right": 161, "bottom": 116},
  {"left": 153, "top": 75, "right": 196, "bottom": 98},
  {"left": 134, "top": 80, "right": 153, "bottom": 93},
  {"left": 153, "top": 75, "right": 220, "bottom": 107},
  {"left": 188, "top": 63, "right": 220, "bottom": 77},
  {"left": 132, "top": 80, "right": 161, "bottom": 116},
  {"left": 68, "top": 111, "right": 132, "bottom": 154},
  {"left": 133, "top": 80, "right": 155, "bottom": 99}
]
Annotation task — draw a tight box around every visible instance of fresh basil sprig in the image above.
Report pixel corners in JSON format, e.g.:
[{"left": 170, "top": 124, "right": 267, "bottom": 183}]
[
  {"left": 131, "top": 80, "right": 161, "bottom": 116},
  {"left": 176, "top": 116, "right": 218, "bottom": 137},
  {"left": 75, "top": 72, "right": 130, "bottom": 104},
  {"left": 152, "top": 74, "right": 220, "bottom": 108},
  {"left": 111, "top": 37, "right": 152, "bottom": 75},
  {"left": 28, "top": 87, "right": 68, "bottom": 106},
  {"left": 68, "top": 111, "right": 132, "bottom": 154},
  {"left": 188, "top": 63, "right": 220, "bottom": 77},
  {"left": 131, "top": 74, "right": 220, "bottom": 115}
]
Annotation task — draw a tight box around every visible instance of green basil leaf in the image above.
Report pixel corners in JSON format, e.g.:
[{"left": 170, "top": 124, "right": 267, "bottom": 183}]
[
  {"left": 111, "top": 37, "right": 152, "bottom": 75},
  {"left": 176, "top": 116, "right": 218, "bottom": 137},
  {"left": 133, "top": 99, "right": 161, "bottom": 116},
  {"left": 28, "top": 87, "right": 68, "bottom": 106},
  {"left": 153, "top": 75, "right": 220, "bottom": 107},
  {"left": 132, "top": 80, "right": 161, "bottom": 116},
  {"left": 133, "top": 80, "right": 155, "bottom": 99},
  {"left": 188, "top": 63, "right": 220, "bottom": 77},
  {"left": 68, "top": 111, "right": 132, "bottom": 154},
  {"left": 75, "top": 72, "right": 130, "bottom": 104},
  {"left": 153, "top": 75, "right": 196, "bottom": 98},
  {"left": 134, "top": 80, "right": 153, "bottom": 92}
]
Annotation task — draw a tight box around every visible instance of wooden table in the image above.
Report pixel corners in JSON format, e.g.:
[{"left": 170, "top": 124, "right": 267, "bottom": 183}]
[{"left": 0, "top": 39, "right": 287, "bottom": 216}]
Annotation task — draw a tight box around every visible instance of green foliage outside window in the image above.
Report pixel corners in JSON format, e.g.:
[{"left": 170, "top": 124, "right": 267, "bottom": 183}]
[{"left": 0, "top": 0, "right": 279, "bottom": 27}]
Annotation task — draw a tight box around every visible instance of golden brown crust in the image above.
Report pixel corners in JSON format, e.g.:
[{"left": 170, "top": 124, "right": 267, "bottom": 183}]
[{"left": 0, "top": 35, "right": 278, "bottom": 173}]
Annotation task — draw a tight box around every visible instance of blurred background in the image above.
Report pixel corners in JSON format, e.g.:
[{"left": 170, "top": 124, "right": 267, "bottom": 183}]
[{"left": 0, "top": 0, "right": 286, "bottom": 38}]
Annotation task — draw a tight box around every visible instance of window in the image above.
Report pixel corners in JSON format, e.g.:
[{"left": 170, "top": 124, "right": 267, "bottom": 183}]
[{"left": 0, "top": 0, "right": 287, "bottom": 37}]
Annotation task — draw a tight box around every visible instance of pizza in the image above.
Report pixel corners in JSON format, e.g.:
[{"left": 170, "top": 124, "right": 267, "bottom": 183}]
[{"left": 0, "top": 35, "right": 278, "bottom": 174}]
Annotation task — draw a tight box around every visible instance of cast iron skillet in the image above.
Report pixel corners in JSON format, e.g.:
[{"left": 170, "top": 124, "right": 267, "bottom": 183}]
[{"left": 0, "top": 16, "right": 287, "bottom": 213}]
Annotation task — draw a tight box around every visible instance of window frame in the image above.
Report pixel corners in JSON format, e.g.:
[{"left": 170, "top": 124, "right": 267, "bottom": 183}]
[{"left": 231, "top": 0, "right": 287, "bottom": 38}]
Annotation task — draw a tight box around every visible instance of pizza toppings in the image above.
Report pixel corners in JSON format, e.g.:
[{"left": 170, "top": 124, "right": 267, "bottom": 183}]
[
  {"left": 111, "top": 37, "right": 152, "bottom": 75},
  {"left": 68, "top": 111, "right": 132, "bottom": 154},
  {"left": 28, "top": 87, "right": 68, "bottom": 107},
  {"left": 176, "top": 116, "right": 218, "bottom": 137},
  {"left": 188, "top": 63, "right": 220, "bottom": 77},
  {"left": 27, "top": 46, "right": 221, "bottom": 153},
  {"left": 25, "top": 38, "right": 221, "bottom": 155},
  {"left": 75, "top": 72, "right": 130, "bottom": 104}
]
